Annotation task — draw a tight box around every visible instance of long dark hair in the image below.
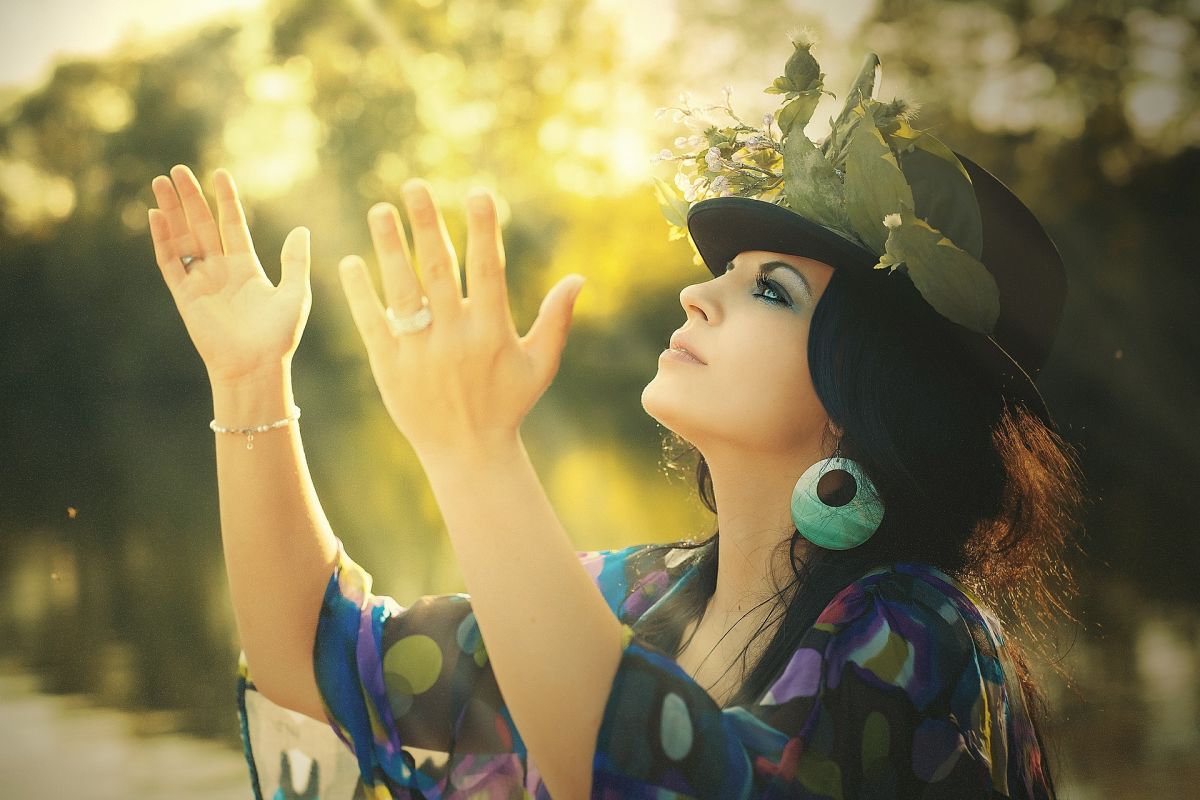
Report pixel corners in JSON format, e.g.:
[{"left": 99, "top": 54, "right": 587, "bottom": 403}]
[{"left": 637, "top": 262, "right": 1087, "bottom": 787}]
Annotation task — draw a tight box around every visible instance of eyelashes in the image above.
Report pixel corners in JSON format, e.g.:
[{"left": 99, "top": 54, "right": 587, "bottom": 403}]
[
  {"left": 754, "top": 274, "right": 790, "bottom": 306},
  {"left": 724, "top": 261, "right": 791, "bottom": 307}
]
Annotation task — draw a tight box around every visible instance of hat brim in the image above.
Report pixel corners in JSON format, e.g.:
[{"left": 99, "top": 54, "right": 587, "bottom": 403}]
[
  {"left": 686, "top": 196, "right": 879, "bottom": 277},
  {"left": 685, "top": 194, "right": 1057, "bottom": 431}
]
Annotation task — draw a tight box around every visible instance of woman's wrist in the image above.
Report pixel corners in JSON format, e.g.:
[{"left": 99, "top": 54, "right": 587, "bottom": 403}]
[{"left": 210, "top": 363, "right": 296, "bottom": 431}]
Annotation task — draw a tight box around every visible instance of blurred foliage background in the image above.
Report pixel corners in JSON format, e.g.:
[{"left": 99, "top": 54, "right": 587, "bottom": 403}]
[{"left": 1, "top": 0, "right": 1197, "bottom": 796}]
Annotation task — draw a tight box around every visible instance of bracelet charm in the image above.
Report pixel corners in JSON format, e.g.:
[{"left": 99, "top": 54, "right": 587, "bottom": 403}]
[{"left": 210, "top": 405, "right": 302, "bottom": 449}]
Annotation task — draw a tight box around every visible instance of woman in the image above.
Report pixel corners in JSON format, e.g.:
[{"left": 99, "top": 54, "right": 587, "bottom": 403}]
[{"left": 147, "top": 40, "right": 1084, "bottom": 799}]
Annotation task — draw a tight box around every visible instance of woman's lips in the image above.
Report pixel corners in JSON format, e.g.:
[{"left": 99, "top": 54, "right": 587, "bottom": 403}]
[
  {"left": 668, "top": 332, "right": 707, "bottom": 364},
  {"left": 661, "top": 347, "right": 704, "bottom": 364}
]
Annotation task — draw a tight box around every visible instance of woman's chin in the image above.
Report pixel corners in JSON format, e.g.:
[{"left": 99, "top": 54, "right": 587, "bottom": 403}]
[{"left": 641, "top": 382, "right": 696, "bottom": 439}]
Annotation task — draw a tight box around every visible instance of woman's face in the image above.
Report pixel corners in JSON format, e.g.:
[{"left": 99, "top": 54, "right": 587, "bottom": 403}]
[{"left": 642, "top": 249, "right": 837, "bottom": 457}]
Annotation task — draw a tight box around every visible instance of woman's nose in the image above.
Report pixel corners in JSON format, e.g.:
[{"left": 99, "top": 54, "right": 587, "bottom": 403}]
[{"left": 679, "top": 282, "right": 713, "bottom": 321}]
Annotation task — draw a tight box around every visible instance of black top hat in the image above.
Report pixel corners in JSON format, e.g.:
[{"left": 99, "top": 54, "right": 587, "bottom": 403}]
[
  {"left": 685, "top": 153, "right": 1067, "bottom": 431},
  {"left": 665, "top": 42, "right": 1067, "bottom": 431}
]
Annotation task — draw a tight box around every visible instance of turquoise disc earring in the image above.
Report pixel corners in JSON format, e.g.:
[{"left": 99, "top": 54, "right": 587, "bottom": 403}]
[{"left": 790, "top": 445, "right": 885, "bottom": 550}]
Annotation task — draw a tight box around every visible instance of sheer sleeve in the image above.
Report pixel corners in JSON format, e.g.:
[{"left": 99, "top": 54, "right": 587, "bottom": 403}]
[
  {"left": 592, "top": 566, "right": 1034, "bottom": 799},
  {"left": 302, "top": 540, "right": 652, "bottom": 797}
]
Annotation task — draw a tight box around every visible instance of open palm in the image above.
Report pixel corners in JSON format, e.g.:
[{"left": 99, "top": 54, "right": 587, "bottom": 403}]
[{"left": 148, "top": 165, "right": 311, "bottom": 384}]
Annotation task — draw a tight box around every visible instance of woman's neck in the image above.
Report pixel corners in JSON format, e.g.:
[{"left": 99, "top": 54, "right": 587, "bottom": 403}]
[{"left": 703, "top": 449, "right": 817, "bottom": 623}]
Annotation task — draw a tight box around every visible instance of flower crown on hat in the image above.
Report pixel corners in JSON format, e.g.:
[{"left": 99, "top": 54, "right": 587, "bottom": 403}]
[{"left": 653, "top": 34, "right": 1001, "bottom": 336}]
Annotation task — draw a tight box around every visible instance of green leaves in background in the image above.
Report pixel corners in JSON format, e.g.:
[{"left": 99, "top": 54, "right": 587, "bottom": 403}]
[
  {"left": 844, "top": 102, "right": 914, "bottom": 254},
  {"left": 875, "top": 211, "right": 1000, "bottom": 335}
]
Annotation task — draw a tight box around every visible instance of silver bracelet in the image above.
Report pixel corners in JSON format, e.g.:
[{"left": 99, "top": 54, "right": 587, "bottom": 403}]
[{"left": 210, "top": 404, "right": 301, "bottom": 450}]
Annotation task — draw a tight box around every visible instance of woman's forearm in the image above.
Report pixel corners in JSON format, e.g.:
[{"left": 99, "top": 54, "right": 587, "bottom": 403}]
[
  {"left": 417, "top": 435, "right": 624, "bottom": 800},
  {"left": 211, "top": 364, "right": 338, "bottom": 718}
]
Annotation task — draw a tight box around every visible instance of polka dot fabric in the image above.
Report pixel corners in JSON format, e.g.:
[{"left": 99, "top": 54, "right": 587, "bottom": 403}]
[{"left": 237, "top": 542, "right": 1053, "bottom": 799}]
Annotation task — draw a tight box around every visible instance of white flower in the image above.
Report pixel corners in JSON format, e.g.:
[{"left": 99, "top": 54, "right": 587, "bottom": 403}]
[
  {"left": 723, "top": 84, "right": 733, "bottom": 97},
  {"left": 678, "top": 90, "right": 692, "bottom": 104},
  {"left": 681, "top": 158, "right": 696, "bottom": 168},
  {"left": 788, "top": 25, "right": 819, "bottom": 47},
  {"left": 883, "top": 213, "right": 902, "bottom": 229},
  {"left": 711, "top": 176, "right": 729, "bottom": 194},
  {"left": 675, "top": 172, "right": 692, "bottom": 192},
  {"left": 671, "top": 110, "right": 685, "bottom": 123},
  {"left": 654, "top": 107, "right": 667, "bottom": 119},
  {"left": 763, "top": 113, "right": 774, "bottom": 128},
  {"left": 687, "top": 134, "right": 703, "bottom": 147},
  {"left": 674, "top": 136, "right": 689, "bottom": 147}
]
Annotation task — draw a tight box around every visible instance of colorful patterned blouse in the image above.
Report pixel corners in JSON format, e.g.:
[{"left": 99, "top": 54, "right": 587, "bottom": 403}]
[{"left": 236, "top": 541, "right": 1053, "bottom": 799}]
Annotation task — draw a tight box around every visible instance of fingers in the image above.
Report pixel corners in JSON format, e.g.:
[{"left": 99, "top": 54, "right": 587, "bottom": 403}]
[
  {"left": 169, "top": 164, "right": 223, "bottom": 255},
  {"left": 151, "top": 174, "right": 204, "bottom": 262},
  {"left": 338, "top": 254, "right": 392, "bottom": 358},
  {"left": 213, "top": 169, "right": 255, "bottom": 255},
  {"left": 148, "top": 208, "right": 186, "bottom": 292},
  {"left": 367, "top": 202, "right": 424, "bottom": 315},
  {"left": 401, "top": 179, "right": 463, "bottom": 323},
  {"left": 521, "top": 274, "right": 586, "bottom": 386},
  {"left": 279, "top": 226, "right": 311, "bottom": 295},
  {"left": 464, "top": 188, "right": 511, "bottom": 332}
]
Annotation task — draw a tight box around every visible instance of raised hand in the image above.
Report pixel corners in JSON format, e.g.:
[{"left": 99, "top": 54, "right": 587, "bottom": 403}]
[
  {"left": 148, "top": 165, "right": 312, "bottom": 385},
  {"left": 337, "top": 180, "right": 586, "bottom": 459}
]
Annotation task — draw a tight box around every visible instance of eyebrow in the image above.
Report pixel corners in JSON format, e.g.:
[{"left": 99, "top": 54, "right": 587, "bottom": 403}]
[{"left": 726, "top": 259, "right": 813, "bottom": 300}]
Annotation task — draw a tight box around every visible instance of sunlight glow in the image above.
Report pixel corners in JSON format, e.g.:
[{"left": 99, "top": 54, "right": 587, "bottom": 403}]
[
  {"left": 220, "top": 57, "right": 322, "bottom": 198},
  {"left": 0, "top": 0, "right": 265, "bottom": 89},
  {"left": 0, "top": 159, "right": 76, "bottom": 233}
]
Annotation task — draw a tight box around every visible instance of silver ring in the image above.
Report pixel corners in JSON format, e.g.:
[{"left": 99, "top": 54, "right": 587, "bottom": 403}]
[
  {"left": 180, "top": 255, "right": 200, "bottom": 268},
  {"left": 386, "top": 297, "right": 432, "bottom": 335}
]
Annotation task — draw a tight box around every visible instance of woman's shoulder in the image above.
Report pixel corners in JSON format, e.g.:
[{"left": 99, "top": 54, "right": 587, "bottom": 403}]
[
  {"left": 779, "top": 562, "right": 1008, "bottom": 714},
  {"left": 756, "top": 565, "right": 1047, "bottom": 795},
  {"left": 831, "top": 562, "right": 1003, "bottom": 646},
  {"left": 823, "top": 561, "right": 993, "bottom": 621}
]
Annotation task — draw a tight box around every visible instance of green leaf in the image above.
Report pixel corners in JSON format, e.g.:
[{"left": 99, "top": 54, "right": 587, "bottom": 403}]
[
  {"left": 843, "top": 103, "right": 914, "bottom": 254},
  {"left": 777, "top": 89, "right": 822, "bottom": 137},
  {"left": 767, "top": 76, "right": 797, "bottom": 94},
  {"left": 704, "top": 126, "right": 732, "bottom": 148},
  {"left": 825, "top": 52, "right": 880, "bottom": 144},
  {"left": 876, "top": 212, "right": 1000, "bottom": 334},
  {"left": 821, "top": 112, "right": 861, "bottom": 170},
  {"left": 653, "top": 177, "right": 690, "bottom": 229},
  {"left": 782, "top": 130, "right": 850, "bottom": 234},
  {"left": 896, "top": 137, "right": 983, "bottom": 260}
]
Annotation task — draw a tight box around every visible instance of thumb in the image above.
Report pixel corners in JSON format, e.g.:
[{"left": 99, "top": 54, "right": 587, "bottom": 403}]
[
  {"left": 279, "top": 226, "right": 311, "bottom": 293},
  {"left": 523, "top": 274, "right": 586, "bottom": 381}
]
